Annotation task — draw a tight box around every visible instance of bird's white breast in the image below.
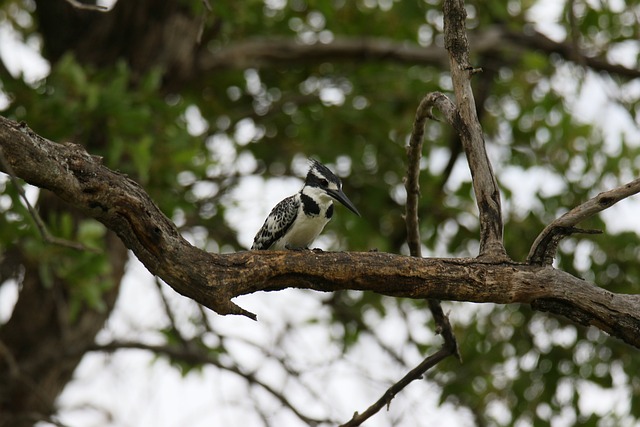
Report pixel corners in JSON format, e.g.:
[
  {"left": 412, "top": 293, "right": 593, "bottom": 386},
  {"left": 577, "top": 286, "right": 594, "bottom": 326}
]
[
  {"left": 274, "top": 211, "right": 330, "bottom": 249},
  {"left": 272, "top": 189, "right": 333, "bottom": 250}
]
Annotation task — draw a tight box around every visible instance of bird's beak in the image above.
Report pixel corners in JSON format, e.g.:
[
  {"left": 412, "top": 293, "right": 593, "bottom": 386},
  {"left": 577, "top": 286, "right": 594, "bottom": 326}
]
[{"left": 327, "top": 188, "right": 361, "bottom": 217}]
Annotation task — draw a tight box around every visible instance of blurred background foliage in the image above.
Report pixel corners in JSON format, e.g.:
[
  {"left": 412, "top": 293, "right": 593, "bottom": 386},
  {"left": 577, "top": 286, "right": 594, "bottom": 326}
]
[{"left": 0, "top": 0, "right": 639, "bottom": 425}]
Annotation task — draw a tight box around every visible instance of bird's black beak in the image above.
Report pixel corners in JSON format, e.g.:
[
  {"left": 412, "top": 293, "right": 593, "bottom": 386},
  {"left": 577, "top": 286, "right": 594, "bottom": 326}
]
[{"left": 327, "top": 188, "right": 361, "bottom": 217}]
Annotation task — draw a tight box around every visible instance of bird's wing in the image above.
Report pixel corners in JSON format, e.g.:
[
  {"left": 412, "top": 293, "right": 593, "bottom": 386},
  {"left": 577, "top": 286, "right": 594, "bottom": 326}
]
[{"left": 251, "top": 195, "right": 300, "bottom": 250}]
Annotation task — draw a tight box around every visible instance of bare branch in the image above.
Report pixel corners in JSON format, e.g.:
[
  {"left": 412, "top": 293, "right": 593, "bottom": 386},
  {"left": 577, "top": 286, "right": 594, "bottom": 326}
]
[
  {"left": 339, "top": 345, "right": 452, "bottom": 427},
  {"left": 405, "top": 95, "right": 462, "bottom": 355},
  {"left": 528, "top": 178, "right": 640, "bottom": 265},
  {"left": 501, "top": 28, "right": 640, "bottom": 80},
  {"left": 405, "top": 92, "right": 457, "bottom": 255},
  {"left": 199, "top": 37, "right": 449, "bottom": 71},
  {"left": 443, "top": 0, "right": 507, "bottom": 260},
  {"left": 86, "top": 341, "right": 331, "bottom": 426},
  {"left": 198, "top": 30, "right": 640, "bottom": 79},
  {"left": 1, "top": 116, "right": 639, "bottom": 348},
  {"left": 346, "top": 91, "right": 463, "bottom": 427}
]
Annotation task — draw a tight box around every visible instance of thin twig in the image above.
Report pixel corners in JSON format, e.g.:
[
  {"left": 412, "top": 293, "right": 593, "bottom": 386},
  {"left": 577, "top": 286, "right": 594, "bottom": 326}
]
[
  {"left": 64, "top": 0, "right": 108, "bottom": 12},
  {"left": 86, "top": 341, "right": 330, "bottom": 426},
  {"left": 0, "top": 146, "right": 96, "bottom": 252},
  {"left": 528, "top": 178, "right": 640, "bottom": 265},
  {"left": 404, "top": 93, "right": 461, "bottom": 358},
  {"left": 338, "top": 345, "right": 453, "bottom": 427},
  {"left": 405, "top": 92, "right": 457, "bottom": 255}
]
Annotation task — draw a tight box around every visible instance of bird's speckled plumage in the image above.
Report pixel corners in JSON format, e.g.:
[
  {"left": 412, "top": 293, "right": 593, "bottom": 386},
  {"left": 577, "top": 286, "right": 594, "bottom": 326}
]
[{"left": 252, "top": 159, "right": 360, "bottom": 250}]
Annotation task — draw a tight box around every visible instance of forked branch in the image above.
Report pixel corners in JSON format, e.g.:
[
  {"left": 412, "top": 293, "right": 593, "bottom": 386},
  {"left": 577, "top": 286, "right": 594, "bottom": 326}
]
[
  {"left": 1, "top": 116, "right": 640, "bottom": 348},
  {"left": 346, "top": 91, "right": 462, "bottom": 426},
  {"left": 528, "top": 178, "right": 640, "bottom": 265}
]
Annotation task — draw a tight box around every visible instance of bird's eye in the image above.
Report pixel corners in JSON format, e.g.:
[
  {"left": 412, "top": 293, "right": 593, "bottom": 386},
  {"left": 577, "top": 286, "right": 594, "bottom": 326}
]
[{"left": 320, "top": 179, "right": 329, "bottom": 187}]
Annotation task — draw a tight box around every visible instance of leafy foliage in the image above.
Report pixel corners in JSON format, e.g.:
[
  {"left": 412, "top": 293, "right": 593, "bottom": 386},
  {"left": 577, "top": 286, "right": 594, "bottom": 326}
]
[{"left": 1, "top": 0, "right": 639, "bottom": 425}]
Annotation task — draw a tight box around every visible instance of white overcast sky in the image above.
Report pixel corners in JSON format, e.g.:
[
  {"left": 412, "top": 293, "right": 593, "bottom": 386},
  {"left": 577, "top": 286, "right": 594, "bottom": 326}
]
[{"left": 1, "top": 0, "right": 639, "bottom": 426}]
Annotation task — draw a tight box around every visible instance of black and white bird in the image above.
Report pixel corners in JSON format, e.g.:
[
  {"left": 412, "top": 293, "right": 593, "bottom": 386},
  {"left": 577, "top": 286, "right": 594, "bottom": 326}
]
[{"left": 252, "top": 159, "right": 360, "bottom": 250}]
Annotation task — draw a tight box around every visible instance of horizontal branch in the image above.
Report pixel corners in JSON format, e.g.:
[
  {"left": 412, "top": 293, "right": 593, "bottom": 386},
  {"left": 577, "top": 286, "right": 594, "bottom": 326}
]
[
  {"left": 199, "top": 37, "right": 448, "bottom": 71},
  {"left": 198, "top": 28, "right": 640, "bottom": 81},
  {"left": 1, "top": 116, "right": 639, "bottom": 348}
]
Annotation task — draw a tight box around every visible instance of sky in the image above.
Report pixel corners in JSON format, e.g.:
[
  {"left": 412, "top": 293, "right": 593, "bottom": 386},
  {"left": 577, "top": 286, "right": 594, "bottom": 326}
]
[{"left": 0, "top": 1, "right": 639, "bottom": 426}]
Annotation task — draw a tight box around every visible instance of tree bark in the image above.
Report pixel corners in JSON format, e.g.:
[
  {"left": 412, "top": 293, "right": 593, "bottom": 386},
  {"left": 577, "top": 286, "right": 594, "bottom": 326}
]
[
  {"left": 1, "top": 1, "right": 638, "bottom": 425},
  {"left": 0, "top": 1, "right": 204, "bottom": 424},
  {"left": 1, "top": 116, "right": 639, "bottom": 349}
]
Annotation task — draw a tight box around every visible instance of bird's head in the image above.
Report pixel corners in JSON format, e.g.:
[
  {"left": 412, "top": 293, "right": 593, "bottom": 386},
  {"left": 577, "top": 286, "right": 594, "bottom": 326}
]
[{"left": 305, "top": 159, "right": 361, "bottom": 216}]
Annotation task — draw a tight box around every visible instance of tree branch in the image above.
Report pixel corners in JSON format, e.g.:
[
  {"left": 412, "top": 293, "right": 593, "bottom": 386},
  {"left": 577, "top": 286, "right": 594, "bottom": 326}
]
[
  {"left": 199, "top": 37, "right": 449, "bottom": 71},
  {"left": 1, "top": 116, "right": 639, "bottom": 348},
  {"left": 443, "top": 0, "right": 507, "bottom": 259},
  {"left": 527, "top": 178, "right": 640, "bottom": 265},
  {"left": 84, "top": 341, "right": 330, "bottom": 426},
  {"left": 345, "top": 90, "right": 463, "bottom": 427},
  {"left": 0, "top": 146, "right": 97, "bottom": 252},
  {"left": 198, "top": 29, "right": 640, "bottom": 80},
  {"left": 339, "top": 344, "right": 453, "bottom": 427},
  {"left": 405, "top": 92, "right": 457, "bottom": 255}
]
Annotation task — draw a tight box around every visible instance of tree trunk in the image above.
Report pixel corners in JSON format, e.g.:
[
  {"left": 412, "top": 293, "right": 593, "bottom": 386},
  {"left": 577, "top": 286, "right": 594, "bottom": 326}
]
[{"left": 0, "top": 1, "right": 202, "bottom": 424}]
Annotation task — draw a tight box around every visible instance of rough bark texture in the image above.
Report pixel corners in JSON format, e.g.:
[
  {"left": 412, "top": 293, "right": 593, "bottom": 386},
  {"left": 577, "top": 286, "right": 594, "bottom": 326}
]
[
  {"left": 1, "top": 117, "right": 639, "bottom": 350},
  {"left": 1, "top": 0, "right": 639, "bottom": 424},
  {"left": 443, "top": 0, "right": 507, "bottom": 259},
  {"left": 0, "top": 1, "right": 204, "bottom": 423}
]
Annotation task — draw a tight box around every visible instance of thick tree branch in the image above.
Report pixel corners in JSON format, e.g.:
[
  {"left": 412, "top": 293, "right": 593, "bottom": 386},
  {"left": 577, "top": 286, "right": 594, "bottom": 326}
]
[
  {"left": 198, "top": 30, "right": 640, "bottom": 80},
  {"left": 0, "top": 117, "right": 255, "bottom": 319},
  {"left": 1, "top": 116, "right": 639, "bottom": 347},
  {"left": 528, "top": 178, "right": 640, "bottom": 265}
]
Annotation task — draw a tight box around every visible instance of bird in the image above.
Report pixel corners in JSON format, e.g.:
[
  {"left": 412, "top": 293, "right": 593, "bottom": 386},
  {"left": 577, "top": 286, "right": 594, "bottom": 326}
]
[{"left": 252, "top": 159, "right": 360, "bottom": 250}]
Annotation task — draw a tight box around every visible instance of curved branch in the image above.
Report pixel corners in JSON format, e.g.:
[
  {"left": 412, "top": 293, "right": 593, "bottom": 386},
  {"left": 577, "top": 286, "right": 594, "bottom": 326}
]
[
  {"left": 405, "top": 92, "right": 457, "bottom": 255},
  {"left": 1, "top": 116, "right": 639, "bottom": 348},
  {"left": 528, "top": 178, "right": 640, "bottom": 265}
]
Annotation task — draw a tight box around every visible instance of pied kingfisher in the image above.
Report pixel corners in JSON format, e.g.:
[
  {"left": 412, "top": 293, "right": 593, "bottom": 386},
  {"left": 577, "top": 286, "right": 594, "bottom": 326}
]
[{"left": 252, "top": 159, "right": 360, "bottom": 250}]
